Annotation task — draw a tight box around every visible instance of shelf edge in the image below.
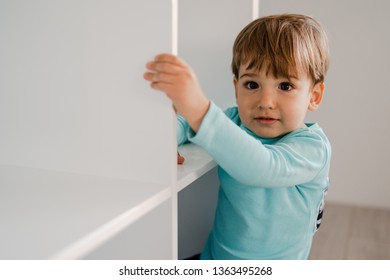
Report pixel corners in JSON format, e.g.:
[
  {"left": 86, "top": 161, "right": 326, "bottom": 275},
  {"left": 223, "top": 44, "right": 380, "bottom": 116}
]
[
  {"left": 177, "top": 144, "right": 217, "bottom": 192},
  {"left": 177, "top": 161, "right": 216, "bottom": 192},
  {"left": 49, "top": 186, "right": 172, "bottom": 260}
]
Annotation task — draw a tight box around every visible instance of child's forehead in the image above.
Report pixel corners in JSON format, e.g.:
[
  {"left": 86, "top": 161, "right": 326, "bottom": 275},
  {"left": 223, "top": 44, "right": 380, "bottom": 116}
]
[{"left": 238, "top": 61, "right": 306, "bottom": 80}]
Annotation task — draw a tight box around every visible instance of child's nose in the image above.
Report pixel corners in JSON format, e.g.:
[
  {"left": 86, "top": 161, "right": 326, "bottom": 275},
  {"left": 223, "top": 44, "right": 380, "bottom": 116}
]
[{"left": 257, "top": 90, "right": 275, "bottom": 110}]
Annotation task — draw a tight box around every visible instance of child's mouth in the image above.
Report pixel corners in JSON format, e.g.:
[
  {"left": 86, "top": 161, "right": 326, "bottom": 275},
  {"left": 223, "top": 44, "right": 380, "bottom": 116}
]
[{"left": 255, "top": 117, "right": 278, "bottom": 124}]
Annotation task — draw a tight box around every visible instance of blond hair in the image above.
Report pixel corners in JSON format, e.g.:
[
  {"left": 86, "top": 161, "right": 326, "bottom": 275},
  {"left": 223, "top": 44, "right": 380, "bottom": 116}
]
[{"left": 232, "top": 14, "right": 330, "bottom": 84}]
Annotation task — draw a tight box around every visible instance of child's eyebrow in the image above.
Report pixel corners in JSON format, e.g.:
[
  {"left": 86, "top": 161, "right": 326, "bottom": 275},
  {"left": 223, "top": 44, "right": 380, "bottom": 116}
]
[{"left": 239, "top": 72, "right": 257, "bottom": 79}]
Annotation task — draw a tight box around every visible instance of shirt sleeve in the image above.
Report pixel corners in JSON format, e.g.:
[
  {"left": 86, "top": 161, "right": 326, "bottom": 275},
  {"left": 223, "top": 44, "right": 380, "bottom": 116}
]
[
  {"left": 188, "top": 102, "right": 328, "bottom": 188},
  {"left": 177, "top": 114, "right": 190, "bottom": 146}
]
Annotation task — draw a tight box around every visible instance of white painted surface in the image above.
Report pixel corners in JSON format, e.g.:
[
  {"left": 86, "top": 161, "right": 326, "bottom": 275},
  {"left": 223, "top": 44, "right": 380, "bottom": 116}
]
[
  {"left": 0, "top": 0, "right": 174, "bottom": 185},
  {"left": 0, "top": 164, "right": 170, "bottom": 259},
  {"left": 0, "top": 0, "right": 176, "bottom": 259},
  {"left": 177, "top": 144, "right": 216, "bottom": 191}
]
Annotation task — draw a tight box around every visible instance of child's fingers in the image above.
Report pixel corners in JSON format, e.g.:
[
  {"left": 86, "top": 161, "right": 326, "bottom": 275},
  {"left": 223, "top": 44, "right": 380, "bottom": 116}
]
[
  {"left": 144, "top": 71, "right": 180, "bottom": 96},
  {"left": 148, "top": 80, "right": 184, "bottom": 97},
  {"left": 143, "top": 71, "right": 155, "bottom": 82},
  {"left": 154, "top": 53, "right": 189, "bottom": 68},
  {"left": 143, "top": 71, "right": 176, "bottom": 85},
  {"left": 149, "top": 80, "right": 175, "bottom": 92},
  {"left": 144, "top": 53, "right": 196, "bottom": 98},
  {"left": 146, "top": 60, "right": 183, "bottom": 75},
  {"left": 177, "top": 152, "right": 185, "bottom": 164}
]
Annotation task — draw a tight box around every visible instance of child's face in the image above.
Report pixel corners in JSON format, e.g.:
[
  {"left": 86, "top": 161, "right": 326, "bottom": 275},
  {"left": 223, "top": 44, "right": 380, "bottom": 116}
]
[{"left": 234, "top": 64, "right": 324, "bottom": 138}]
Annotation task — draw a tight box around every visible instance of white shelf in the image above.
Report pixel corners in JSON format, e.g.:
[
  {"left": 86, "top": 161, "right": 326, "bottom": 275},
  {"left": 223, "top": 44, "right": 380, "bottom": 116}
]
[
  {"left": 177, "top": 144, "right": 216, "bottom": 192},
  {"left": 0, "top": 144, "right": 215, "bottom": 260},
  {"left": 0, "top": 164, "right": 170, "bottom": 259}
]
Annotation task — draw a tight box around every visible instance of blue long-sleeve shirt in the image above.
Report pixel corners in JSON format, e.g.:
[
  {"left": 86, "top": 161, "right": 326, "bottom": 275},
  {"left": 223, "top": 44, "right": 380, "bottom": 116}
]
[{"left": 177, "top": 102, "right": 331, "bottom": 259}]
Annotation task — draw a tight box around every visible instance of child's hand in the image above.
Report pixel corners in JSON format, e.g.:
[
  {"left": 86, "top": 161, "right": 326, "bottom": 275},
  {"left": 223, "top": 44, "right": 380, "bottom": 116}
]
[
  {"left": 144, "top": 54, "right": 210, "bottom": 132},
  {"left": 177, "top": 152, "right": 185, "bottom": 165}
]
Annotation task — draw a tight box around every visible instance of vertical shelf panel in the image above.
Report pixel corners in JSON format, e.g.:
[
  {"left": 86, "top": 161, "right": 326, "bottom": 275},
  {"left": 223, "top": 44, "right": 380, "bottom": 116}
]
[
  {"left": 0, "top": 0, "right": 175, "bottom": 185},
  {"left": 0, "top": 0, "right": 176, "bottom": 259}
]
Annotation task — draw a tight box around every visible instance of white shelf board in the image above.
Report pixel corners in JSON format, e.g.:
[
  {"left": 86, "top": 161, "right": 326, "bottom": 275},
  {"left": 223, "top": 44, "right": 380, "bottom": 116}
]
[
  {"left": 0, "top": 164, "right": 170, "bottom": 259},
  {"left": 177, "top": 144, "right": 216, "bottom": 192}
]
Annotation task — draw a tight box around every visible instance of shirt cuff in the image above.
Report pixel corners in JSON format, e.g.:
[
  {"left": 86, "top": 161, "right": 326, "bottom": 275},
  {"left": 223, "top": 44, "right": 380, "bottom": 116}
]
[{"left": 187, "top": 101, "right": 222, "bottom": 146}]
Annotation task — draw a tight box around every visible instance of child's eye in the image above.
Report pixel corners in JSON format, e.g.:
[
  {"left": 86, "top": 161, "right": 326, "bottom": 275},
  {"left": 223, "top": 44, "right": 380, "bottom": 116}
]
[
  {"left": 244, "top": 81, "right": 259, "bottom": 90},
  {"left": 279, "top": 82, "right": 294, "bottom": 91}
]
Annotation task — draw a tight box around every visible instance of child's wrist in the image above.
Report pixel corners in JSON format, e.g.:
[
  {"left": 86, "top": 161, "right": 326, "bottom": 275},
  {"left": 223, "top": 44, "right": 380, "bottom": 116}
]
[{"left": 179, "top": 98, "right": 210, "bottom": 133}]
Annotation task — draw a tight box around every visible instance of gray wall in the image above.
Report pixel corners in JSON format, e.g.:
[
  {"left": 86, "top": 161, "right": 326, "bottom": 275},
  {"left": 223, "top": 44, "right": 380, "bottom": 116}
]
[{"left": 178, "top": 0, "right": 253, "bottom": 109}]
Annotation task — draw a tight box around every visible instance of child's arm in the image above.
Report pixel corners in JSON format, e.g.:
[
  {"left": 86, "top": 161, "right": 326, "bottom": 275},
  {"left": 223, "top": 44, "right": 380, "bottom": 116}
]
[
  {"left": 144, "top": 54, "right": 210, "bottom": 133},
  {"left": 189, "top": 102, "right": 330, "bottom": 188}
]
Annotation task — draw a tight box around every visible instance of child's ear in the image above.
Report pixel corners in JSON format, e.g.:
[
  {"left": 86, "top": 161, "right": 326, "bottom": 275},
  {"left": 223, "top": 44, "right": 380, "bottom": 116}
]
[
  {"left": 308, "top": 82, "right": 325, "bottom": 111},
  {"left": 234, "top": 78, "right": 239, "bottom": 101}
]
